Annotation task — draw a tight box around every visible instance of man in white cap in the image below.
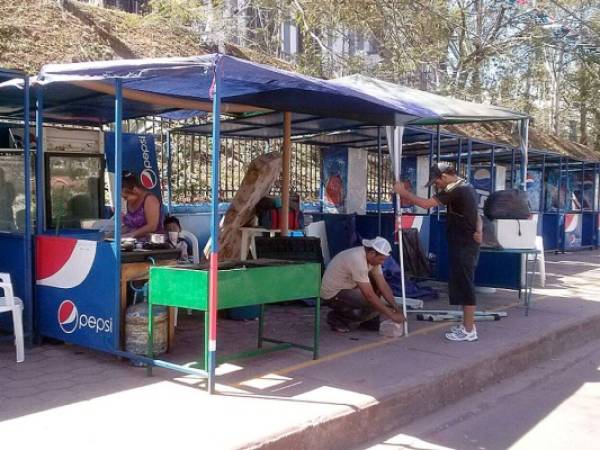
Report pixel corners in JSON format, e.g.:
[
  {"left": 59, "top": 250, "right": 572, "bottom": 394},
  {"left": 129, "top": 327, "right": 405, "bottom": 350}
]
[{"left": 320, "top": 236, "right": 406, "bottom": 333}]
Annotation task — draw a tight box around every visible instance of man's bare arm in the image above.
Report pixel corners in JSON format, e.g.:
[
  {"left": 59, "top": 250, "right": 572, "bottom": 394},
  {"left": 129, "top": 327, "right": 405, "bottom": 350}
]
[
  {"left": 394, "top": 182, "right": 440, "bottom": 210},
  {"left": 356, "top": 281, "right": 405, "bottom": 324}
]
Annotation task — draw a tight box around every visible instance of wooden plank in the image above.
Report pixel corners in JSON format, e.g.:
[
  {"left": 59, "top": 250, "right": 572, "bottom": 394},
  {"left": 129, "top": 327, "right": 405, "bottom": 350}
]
[
  {"left": 70, "top": 80, "right": 269, "bottom": 114},
  {"left": 217, "top": 152, "right": 282, "bottom": 260}
]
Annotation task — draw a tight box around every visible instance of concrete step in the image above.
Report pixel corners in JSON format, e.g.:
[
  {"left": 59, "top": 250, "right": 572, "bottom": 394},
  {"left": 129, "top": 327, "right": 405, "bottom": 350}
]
[{"left": 255, "top": 306, "right": 600, "bottom": 450}]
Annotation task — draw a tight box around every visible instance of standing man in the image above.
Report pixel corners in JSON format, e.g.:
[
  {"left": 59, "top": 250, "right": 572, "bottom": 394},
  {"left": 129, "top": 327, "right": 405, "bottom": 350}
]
[
  {"left": 320, "top": 236, "right": 406, "bottom": 333},
  {"left": 394, "top": 162, "right": 482, "bottom": 342}
]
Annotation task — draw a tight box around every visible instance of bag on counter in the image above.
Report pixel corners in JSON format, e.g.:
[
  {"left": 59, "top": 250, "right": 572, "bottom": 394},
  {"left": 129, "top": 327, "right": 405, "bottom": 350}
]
[{"left": 483, "top": 189, "right": 530, "bottom": 220}]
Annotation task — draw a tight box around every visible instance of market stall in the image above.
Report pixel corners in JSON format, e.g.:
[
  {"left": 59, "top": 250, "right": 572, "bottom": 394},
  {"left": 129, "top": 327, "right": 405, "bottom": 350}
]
[{"left": 5, "top": 54, "right": 505, "bottom": 392}]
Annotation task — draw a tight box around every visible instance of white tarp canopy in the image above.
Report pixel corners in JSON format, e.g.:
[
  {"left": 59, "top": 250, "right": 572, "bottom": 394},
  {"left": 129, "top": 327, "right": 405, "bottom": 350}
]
[{"left": 329, "top": 74, "right": 528, "bottom": 125}]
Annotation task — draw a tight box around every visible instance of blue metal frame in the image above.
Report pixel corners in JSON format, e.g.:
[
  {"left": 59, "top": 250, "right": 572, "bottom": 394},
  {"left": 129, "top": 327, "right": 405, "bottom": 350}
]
[
  {"left": 166, "top": 131, "right": 173, "bottom": 214},
  {"left": 112, "top": 79, "right": 123, "bottom": 351},
  {"left": 22, "top": 76, "right": 33, "bottom": 344},
  {"left": 377, "top": 126, "right": 382, "bottom": 235},
  {"left": 35, "top": 89, "right": 45, "bottom": 234},
  {"left": 208, "top": 61, "right": 222, "bottom": 394}
]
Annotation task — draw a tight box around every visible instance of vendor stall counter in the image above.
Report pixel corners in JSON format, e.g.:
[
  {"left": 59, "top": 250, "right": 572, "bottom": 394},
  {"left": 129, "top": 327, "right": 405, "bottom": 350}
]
[
  {"left": 147, "top": 259, "right": 321, "bottom": 376},
  {"left": 35, "top": 234, "right": 179, "bottom": 352}
]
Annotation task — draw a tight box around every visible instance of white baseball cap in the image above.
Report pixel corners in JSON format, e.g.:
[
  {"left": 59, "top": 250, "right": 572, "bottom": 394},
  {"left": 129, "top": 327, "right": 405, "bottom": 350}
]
[{"left": 362, "top": 236, "right": 392, "bottom": 256}]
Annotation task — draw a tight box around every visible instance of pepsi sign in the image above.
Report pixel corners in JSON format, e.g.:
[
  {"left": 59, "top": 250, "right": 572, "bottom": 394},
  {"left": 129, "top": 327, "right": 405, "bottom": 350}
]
[
  {"left": 36, "top": 236, "right": 119, "bottom": 352},
  {"left": 58, "top": 299, "right": 113, "bottom": 335},
  {"left": 105, "top": 132, "right": 162, "bottom": 199}
]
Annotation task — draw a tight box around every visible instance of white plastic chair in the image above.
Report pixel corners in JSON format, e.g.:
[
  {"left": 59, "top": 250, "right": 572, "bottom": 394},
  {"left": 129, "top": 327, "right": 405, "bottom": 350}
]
[
  {"left": 0, "top": 273, "right": 25, "bottom": 363},
  {"left": 179, "top": 230, "right": 200, "bottom": 264},
  {"left": 521, "top": 236, "right": 546, "bottom": 289},
  {"left": 174, "top": 230, "right": 200, "bottom": 327},
  {"left": 533, "top": 236, "right": 546, "bottom": 287}
]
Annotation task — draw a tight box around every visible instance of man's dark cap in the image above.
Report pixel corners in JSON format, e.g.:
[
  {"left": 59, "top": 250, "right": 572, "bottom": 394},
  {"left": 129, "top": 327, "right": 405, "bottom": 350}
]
[{"left": 425, "top": 162, "right": 456, "bottom": 187}]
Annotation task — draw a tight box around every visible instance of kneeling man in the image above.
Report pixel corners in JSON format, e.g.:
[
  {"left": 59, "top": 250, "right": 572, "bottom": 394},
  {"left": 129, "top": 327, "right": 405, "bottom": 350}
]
[{"left": 320, "top": 236, "right": 406, "bottom": 333}]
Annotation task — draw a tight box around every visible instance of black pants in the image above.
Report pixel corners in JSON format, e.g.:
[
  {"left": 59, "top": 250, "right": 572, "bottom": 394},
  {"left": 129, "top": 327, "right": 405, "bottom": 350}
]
[
  {"left": 448, "top": 241, "right": 480, "bottom": 306},
  {"left": 324, "top": 275, "right": 380, "bottom": 329}
]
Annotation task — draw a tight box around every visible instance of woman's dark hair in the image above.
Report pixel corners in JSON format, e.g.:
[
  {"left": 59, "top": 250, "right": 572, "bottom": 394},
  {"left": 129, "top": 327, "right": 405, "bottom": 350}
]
[
  {"left": 122, "top": 171, "right": 144, "bottom": 192},
  {"left": 164, "top": 215, "right": 181, "bottom": 229}
]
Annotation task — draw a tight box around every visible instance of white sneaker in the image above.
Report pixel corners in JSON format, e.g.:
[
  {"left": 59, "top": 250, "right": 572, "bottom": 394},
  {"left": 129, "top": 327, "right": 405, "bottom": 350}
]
[
  {"left": 445, "top": 325, "right": 478, "bottom": 342},
  {"left": 449, "top": 323, "right": 463, "bottom": 333}
]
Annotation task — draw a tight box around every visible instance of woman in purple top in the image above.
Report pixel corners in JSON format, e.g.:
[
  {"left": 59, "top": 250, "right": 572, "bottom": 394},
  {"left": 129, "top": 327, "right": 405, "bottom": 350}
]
[{"left": 121, "top": 171, "right": 163, "bottom": 239}]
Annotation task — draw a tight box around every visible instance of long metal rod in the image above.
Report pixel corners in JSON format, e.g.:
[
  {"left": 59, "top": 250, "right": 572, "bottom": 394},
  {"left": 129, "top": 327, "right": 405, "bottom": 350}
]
[
  {"left": 377, "top": 126, "right": 382, "bottom": 234},
  {"left": 208, "top": 63, "right": 222, "bottom": 394},
  {"left": 389, "top": 126, "right": 408, "bottom": 336},
  {"left": 113, "top": 79, "right": 123, "bottom": 352},
  {"left": 35, "top": 89, "right": 44, "bottom": 234},
  {"left": 23, "top": 75, "right": 33, "bottom": 343}
]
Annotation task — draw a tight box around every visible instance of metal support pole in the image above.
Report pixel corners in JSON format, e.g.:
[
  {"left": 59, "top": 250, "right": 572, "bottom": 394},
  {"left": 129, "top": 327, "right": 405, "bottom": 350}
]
[
  {"left": 456, "top": 139, "right": 462, "bottom": 176},
  {"left": 519, "top": 119, "right": 529, "bottom": 191},
  {"left": 541, "top": 154, "right": 547, "bottom": 213},
  {"left": 281, "top": 111, "right": 292, "bottom": 236},
  {"left": 427, "top": 134, "right": 434, "bottom": 197},
  {"left": 491, "top": 146, "right": 496, "bottom": 192},
  {"left": 467, "top": 139, "right": 473, "bottom": 183},
  {"left": 581, "top": 161, "right": 585, "bottom": 213},
  {"left": 23, "top": 76, "right": 32, "bottom": 343},
  {"left": 592, "top": 163, "right": 600, "bottom": 248},
  {"left": 377, "top": 126, "right": 382, "bottom": 234},
  {"left": 511, "top": 148, "right": 516, "bottom": 188},
  {"left": 113, "top": 79, "right": 123, "bottom": 352},
  {"left": 208, "top": 63, "right": 222, "bottom": 394},
  {"left": 35, "top": 89, "right": 44, "bottom": 234},
  {"left": 436, "top": 125, "right": 441, "bottom": 162},
  {"left": 166, "top": 131, "right": 173, "bottom": 214}
]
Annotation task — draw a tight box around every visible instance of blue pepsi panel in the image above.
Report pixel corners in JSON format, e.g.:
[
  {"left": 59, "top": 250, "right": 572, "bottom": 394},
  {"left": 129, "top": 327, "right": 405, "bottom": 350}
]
[
  {"left": 105, "top": 132, "right": 161, "bottom": 199},
  {"left": 36, "top": 236, "right": 118, "bottom": 352},
  {"left": 542, "top": 214, "right": 560, "bottom": 251},
  {"left": 430, "top": 215, "right": 521, "bottom": 290},
  {"left": 0, "top": 234, "right": 29, "bottom": 335},
  {"left": 321, "top": 146, "right": 348, "bottom": 214},
  {"left": 564, "top": 213, "right": 583, "bottom": 249},
  {"left": 582, "top": 212, "right": 595, "bottom": 247}
]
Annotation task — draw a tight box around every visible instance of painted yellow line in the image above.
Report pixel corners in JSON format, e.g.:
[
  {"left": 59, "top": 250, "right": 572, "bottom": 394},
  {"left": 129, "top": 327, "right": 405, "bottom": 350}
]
[{"left": 234, "top": 300, "right": 524, "bottom": 385}]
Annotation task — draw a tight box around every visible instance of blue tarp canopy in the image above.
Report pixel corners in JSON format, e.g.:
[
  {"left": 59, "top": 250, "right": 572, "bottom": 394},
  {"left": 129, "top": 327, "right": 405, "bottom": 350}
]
[{"left": 0, "top": 54, "right": 528, "bottom": 126}]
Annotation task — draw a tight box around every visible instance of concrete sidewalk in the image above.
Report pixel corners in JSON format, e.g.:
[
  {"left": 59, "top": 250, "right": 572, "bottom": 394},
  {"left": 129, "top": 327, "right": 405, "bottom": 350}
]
[{"left": 2, "top": 251, "right": 600, "bottom": 449}]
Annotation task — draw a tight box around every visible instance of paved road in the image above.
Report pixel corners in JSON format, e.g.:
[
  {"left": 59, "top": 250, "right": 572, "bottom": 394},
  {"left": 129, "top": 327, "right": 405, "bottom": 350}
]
[{"left": 361, "top": 338, "right": 600, "bottom": 450}]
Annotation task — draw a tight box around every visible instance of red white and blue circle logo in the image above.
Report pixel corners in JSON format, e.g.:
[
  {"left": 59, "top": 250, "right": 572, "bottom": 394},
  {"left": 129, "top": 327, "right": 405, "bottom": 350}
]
[
  {"left": 57, "top": 300, "right": 79, "bottom": 334},
  {"left": 140, "top": 169, "right": 158, "bottom": 190}
]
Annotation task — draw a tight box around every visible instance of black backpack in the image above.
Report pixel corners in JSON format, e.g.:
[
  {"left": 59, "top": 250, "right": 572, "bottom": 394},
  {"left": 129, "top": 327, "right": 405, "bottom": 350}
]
[{"left": 483, "top": 189, "right": 530, "bottom": 220}]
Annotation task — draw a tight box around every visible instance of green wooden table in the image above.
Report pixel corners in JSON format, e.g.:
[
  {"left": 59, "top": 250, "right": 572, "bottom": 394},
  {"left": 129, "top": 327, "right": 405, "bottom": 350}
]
[{"left": 147, "top": 259, "right": 322, "bottom": 377}]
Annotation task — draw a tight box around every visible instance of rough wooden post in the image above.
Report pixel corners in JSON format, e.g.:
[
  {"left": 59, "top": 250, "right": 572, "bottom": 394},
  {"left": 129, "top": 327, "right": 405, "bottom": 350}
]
[{"left": 281, "top": 111, "right": 292, "bottom": 236}]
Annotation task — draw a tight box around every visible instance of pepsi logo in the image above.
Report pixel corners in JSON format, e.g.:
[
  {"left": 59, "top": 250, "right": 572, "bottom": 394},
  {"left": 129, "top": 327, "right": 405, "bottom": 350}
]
[
  {"left": 565, "top": 214, "right": 579, "bottom": 233},
  {"left": 140, "top": 168, "right": 158, "bottom": 190},
  {"left": 57, "top": 300, "right": 78, "bottom": 334}
]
